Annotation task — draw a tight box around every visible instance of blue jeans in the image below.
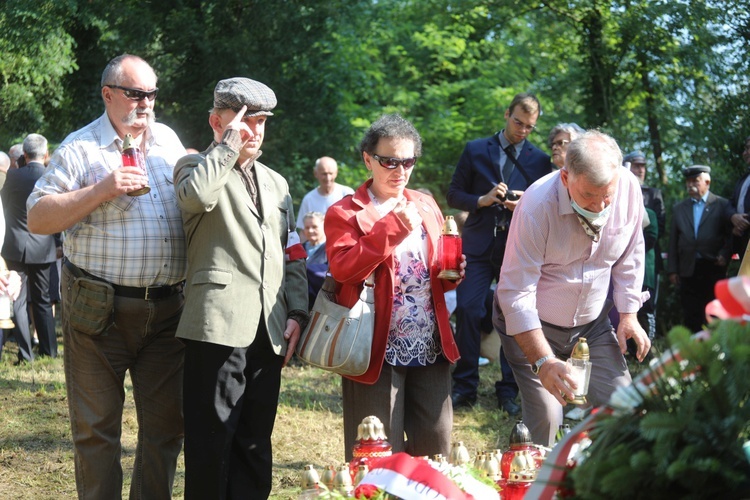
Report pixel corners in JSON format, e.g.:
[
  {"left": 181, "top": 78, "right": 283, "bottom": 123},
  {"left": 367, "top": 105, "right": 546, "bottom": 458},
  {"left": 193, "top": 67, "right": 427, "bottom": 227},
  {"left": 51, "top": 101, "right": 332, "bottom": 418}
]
[{"left": 61, "top": 265, "right": 185, "bottom": 499}]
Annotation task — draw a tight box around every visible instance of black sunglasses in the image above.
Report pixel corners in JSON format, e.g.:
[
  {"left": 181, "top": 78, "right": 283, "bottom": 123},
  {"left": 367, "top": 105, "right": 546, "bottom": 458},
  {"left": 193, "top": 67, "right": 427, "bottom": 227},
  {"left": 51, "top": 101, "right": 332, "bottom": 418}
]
[
  {"left": 104, "top": 85, "right": 159, "bottom": 102},
  {"left": 371, "top": 153, "right": 418, "bottom": 170}
]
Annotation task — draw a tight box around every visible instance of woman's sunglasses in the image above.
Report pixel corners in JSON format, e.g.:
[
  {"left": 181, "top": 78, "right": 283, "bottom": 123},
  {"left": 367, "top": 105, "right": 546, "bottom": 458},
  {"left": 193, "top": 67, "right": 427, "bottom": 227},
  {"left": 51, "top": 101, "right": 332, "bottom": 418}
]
[{"left": 371, "top": 153, "right": 418, "bottom": 170}]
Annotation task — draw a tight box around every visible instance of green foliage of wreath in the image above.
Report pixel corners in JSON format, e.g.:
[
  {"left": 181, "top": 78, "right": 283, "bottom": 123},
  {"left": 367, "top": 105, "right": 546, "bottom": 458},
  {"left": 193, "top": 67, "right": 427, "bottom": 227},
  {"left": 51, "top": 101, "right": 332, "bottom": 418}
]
[{"left": 567, "top": 321, "right": 750, "bottom": 499}]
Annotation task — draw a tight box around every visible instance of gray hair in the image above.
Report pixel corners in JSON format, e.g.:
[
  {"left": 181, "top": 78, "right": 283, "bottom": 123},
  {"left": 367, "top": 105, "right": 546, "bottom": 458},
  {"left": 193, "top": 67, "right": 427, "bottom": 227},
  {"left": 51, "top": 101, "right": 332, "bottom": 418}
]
[
  {"left": 8, "top": 144, "right": 23, "bottom": 164},
  {"left": 359, "top": 114, "right": 422, "bottom": 158},
  {"left": 548, "top": 123, "right": 585, "bottom": 148},
  {"left": 101, "top": 54, "right": 156, "bottom": 88},
  {"left": 565, "top": 130, "right": 623, "bottom": 186},
  {"left": 303, "top": 211, "right": 325, "bottom": 224},
  {"left": 0, "top": 152, "right": 9, "bottom": 172},
  {"left": 22, "top": 133, "right": 48, "bottom": 161}
]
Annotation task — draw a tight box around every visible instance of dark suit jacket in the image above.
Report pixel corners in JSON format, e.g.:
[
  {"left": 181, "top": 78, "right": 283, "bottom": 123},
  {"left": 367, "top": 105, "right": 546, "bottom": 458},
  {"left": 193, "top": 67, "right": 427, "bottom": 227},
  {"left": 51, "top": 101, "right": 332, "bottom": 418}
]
[
  {"left": 667, "top": 192, "right": 733, "bottom": 277},
  {"left": 446, "top": 133, "right": 551, "bottom": 256},
  {"left": 730, "top": 172, "right": 750, "bottom": 254},
  {"left": 1, "top": 161, "right": 56, "bottom": 264}
]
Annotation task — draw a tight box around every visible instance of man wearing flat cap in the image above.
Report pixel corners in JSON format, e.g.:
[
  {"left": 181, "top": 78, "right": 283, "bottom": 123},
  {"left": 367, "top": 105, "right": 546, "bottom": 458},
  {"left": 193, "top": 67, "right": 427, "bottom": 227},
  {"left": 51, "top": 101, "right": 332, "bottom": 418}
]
[
  {"left": 174, "top": 77, "right": 308, "bottom": 498},
  {"left": 667, "top": 165, "right": 733, "bottom": 332}
]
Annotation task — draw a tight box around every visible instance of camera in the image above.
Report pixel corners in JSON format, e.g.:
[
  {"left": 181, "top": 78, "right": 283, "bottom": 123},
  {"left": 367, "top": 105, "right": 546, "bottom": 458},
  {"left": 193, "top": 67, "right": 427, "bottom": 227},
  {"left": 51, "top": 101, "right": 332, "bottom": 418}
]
[{"left": 503, "top": 191, "right": 520, "bottom": 202}]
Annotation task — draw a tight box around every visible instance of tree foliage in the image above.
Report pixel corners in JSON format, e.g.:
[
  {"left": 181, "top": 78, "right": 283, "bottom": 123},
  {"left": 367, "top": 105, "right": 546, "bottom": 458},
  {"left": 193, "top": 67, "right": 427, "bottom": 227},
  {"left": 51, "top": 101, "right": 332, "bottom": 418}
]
[{"left": 2, "top": 0, "right": 749, "bottom": 331}]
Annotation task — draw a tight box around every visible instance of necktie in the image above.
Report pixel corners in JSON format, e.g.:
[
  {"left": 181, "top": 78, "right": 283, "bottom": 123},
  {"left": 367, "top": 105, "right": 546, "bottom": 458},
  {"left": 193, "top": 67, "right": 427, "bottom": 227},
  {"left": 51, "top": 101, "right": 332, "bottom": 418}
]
[{"left": 502, "top": 145, "right": 515, "bottom": 183}]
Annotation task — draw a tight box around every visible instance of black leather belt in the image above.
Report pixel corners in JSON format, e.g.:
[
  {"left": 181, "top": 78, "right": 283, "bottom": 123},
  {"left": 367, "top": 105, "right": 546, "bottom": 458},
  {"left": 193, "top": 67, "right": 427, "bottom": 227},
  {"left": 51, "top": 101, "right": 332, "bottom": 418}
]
[{"left": 64, "top": 259, "right": 184, "bottom": 300}]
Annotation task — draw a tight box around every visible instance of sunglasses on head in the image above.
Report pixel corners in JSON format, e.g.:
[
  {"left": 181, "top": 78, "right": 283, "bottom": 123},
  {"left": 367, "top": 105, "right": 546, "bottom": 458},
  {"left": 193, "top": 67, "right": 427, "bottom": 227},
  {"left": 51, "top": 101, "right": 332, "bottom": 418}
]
[
  {"left": 371, "top": 153, "right": 418, "bottom": 170},
  {"left": 105, "top": 85, "right": 159, "bottom": 102}
]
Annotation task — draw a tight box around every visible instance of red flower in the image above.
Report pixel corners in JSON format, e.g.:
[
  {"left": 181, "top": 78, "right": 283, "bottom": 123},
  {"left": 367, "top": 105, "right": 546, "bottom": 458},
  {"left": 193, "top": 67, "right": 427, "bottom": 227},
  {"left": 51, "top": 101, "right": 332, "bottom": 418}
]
[{"left": 353, "top": 483, "right": 380, "bottom": 498}]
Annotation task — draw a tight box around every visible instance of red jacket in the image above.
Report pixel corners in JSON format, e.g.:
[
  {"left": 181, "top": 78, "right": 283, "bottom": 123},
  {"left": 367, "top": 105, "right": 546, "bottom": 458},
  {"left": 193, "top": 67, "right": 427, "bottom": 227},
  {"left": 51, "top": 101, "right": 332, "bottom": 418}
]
[{"left": 325, "top": 180, "right": 460, "bottom": 384}]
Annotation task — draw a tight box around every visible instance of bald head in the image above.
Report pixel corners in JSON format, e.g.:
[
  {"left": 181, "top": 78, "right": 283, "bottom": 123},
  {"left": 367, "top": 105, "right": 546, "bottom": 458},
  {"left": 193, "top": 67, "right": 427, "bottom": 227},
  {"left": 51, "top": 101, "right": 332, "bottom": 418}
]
[{"left": 314, "top": 156, "right": 339, "bottom": 194}]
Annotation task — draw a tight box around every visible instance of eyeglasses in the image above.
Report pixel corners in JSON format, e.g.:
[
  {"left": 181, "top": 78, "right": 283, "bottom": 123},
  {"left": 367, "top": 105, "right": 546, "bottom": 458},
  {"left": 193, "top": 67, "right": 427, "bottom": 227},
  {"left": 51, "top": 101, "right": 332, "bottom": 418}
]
[
  {"left": 551, "top": 139, "right": 570, "bottom": 149},
  {"left": 371, "top": 153, "right": 418, "bottom": 170},
  {"left": 510, "top": 115, "right": 536, "bottom": 132},
  {"left": 104, "top": 85, "right": 159, "bottom": 101}
]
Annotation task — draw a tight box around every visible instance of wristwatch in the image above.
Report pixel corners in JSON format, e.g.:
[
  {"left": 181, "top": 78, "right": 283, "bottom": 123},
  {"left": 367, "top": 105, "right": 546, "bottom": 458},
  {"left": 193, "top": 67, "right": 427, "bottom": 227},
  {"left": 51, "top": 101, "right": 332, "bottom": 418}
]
[{"left": 531, "top": 355, "right": 554, "bottom": 375}]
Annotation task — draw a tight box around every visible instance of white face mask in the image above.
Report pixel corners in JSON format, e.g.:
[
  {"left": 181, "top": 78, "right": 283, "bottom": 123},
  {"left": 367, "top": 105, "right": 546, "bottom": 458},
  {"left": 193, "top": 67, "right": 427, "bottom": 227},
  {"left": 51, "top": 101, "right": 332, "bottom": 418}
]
[
  {"left": 570, "top": 198, "right": 611, "bottom": 241},
  {"left": 570, "top": 199, "right": 611, "bottom": 222}
]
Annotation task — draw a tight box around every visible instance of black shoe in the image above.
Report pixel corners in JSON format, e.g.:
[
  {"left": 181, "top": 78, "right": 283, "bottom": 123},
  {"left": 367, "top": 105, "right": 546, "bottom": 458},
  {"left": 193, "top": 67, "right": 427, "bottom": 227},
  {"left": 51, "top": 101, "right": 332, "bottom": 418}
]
[
  {"left": 451, "top": 392, "right": 477, "bottom": 409},
  {"left": 499, "top": 398, "right": 521, "bottom": 416}
]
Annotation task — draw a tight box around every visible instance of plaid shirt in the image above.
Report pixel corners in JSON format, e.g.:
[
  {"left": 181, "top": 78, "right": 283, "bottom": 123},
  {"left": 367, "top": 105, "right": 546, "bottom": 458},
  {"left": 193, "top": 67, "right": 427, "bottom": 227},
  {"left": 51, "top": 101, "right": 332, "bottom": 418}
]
[{"left": 28, "top": 113, "right": 187, "bottom": 287}]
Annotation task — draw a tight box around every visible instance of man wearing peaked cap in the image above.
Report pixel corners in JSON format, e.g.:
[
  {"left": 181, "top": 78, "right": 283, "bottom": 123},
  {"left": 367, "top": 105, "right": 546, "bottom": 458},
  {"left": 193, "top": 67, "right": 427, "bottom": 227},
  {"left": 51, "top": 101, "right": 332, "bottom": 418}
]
[
  {"left": 174, "top": 77, "right": 308, "bottom": 498},
  {"left": 682, "top": 164, "right": 711, "bottom": 178},
  {"left": 668, "top": 164, "right": 733, "bottom": 332}
]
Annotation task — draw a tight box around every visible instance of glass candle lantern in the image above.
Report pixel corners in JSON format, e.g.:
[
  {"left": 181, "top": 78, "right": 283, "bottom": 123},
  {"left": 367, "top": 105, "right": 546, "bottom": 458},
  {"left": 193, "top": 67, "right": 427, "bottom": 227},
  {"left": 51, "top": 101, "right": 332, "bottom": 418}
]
[
  {"left": 500, "top": 420, "right": 542, "bottom": 479},
  {"left": 349, "top": 416, "right": 392, "bottom": 480},
  {"left": 565, "top": 337, "right": 592, "bottom": 405},
  {"left": 122, "top": 133, "right": 151, "bottom": 196},
  {"left": 437, "top": 216, "right": 462, "bottom": 280}
]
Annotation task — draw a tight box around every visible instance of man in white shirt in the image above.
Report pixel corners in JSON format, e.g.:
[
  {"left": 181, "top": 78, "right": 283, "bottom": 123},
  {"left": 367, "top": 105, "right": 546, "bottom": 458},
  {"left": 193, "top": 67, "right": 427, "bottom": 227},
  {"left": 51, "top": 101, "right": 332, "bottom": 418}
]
[{"left": 295, "top": 156, "right": 353, "bottom": 232}]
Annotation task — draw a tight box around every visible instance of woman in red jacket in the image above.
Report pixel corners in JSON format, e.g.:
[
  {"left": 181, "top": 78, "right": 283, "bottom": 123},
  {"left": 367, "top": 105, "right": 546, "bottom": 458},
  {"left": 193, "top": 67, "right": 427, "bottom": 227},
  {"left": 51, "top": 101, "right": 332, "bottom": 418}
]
[{"left": 325, "top": 114, "right": 465, "bottom": 460}]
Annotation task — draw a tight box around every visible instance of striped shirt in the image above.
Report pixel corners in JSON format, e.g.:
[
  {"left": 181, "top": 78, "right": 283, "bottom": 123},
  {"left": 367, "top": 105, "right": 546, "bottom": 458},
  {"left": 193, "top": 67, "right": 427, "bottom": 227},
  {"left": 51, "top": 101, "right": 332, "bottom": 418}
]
[
  {"left": 27, "top": 113, "right": 187, "bottom": 287},
  {"left": 497, "top": 166, "right": 646, "bottom": 334}
]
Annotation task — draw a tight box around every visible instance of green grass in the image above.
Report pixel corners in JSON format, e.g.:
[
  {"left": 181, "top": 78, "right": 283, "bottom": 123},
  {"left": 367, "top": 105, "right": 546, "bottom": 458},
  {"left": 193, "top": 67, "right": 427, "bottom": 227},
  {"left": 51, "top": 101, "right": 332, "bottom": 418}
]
[{"left": 0, "top": 338, "right": 518, "bottom": 499}]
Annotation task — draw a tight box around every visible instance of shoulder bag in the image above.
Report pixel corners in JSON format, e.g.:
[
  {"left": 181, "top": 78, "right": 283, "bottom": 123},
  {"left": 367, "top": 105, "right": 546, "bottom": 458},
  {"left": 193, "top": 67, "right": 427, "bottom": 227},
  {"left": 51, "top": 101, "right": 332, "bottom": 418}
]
[{"left": 296, "top": 272, "right": 375, "bottom": 376}]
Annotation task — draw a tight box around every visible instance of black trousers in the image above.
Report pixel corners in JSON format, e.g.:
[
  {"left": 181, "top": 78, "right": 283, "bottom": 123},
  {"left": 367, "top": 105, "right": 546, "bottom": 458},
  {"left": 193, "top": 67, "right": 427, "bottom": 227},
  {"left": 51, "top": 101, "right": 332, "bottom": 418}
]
[
  {"left": 182, "top": 326, "right": 283, "bottom": 500},
  {"left": 680, "top": 259, "right": 727, "bottom": 333},
  {"left": 6, "top": 260, "right": 57, "bottom": 360}
]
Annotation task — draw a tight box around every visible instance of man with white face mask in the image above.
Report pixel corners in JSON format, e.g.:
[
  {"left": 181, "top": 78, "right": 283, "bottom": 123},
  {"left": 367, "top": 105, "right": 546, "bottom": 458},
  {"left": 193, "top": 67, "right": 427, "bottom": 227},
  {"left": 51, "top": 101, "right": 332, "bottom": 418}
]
[{"left": 493, "top": 130, "right": 651, "bottom": 446}]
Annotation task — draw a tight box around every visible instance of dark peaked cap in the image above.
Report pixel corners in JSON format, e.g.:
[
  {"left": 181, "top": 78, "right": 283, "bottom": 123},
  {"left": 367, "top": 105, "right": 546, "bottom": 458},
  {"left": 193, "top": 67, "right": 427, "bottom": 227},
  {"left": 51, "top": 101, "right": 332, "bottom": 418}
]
[
  {"left": 682, "top": 165, "right": 711, "bottom": 178},
  {"left": 623, "top": 151, "right": 646, "bottom": 164},
  {"left": 213, "top": 77, "right": 276, "bottom": 117}
]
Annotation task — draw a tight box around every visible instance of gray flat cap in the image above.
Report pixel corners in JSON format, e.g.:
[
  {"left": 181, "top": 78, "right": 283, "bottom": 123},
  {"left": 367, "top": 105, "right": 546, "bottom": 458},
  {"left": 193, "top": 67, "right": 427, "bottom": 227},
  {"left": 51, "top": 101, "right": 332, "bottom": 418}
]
[
  {"left": 682, "top": 165, "right": 711, "bottom": 178},
  {"left": 623, "top": 151, "right": 646, "bottom": 164},
  {"left": 213, "top": 77, "right": 276, "bottom": 117}
]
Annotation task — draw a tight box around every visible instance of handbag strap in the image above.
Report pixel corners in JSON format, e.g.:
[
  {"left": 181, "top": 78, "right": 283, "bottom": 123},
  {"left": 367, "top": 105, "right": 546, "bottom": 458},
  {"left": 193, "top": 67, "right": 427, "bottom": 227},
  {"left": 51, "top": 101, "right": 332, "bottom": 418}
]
[
  {"left": 364, "top": 272, "right": 375, "bottom": 287},
  {"left": 323, "top": 271, "right": 375, "bottom": 293}
]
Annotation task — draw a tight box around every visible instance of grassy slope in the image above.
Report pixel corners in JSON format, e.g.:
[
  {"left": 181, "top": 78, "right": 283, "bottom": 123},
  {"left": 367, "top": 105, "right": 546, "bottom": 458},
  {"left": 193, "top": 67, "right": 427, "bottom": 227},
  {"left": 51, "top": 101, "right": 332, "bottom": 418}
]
[{"left": 0, "top": 341, "right": 516, "bottom": 499}]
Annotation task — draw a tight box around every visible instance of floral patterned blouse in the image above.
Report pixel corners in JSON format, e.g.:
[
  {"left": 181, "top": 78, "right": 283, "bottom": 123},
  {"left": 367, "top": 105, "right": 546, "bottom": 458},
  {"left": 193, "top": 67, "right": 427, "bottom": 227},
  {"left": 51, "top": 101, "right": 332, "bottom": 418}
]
[{"left": 369, "top": 190, "right": 443, "bottom": 367}]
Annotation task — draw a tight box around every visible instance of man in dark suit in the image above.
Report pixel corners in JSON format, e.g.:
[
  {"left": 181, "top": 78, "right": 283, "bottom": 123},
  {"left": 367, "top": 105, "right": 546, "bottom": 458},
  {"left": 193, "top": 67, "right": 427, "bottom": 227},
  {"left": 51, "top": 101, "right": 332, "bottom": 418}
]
[
  {"left": 447, "top": 92, "right": 552, "bottom": 412},
  {"left": 668, "top": 165, "right": 733, "bottom": 332},
  {"left": 1, "top": 134, "right": 58, "bottom": 362},
  {"left": 729, "top": 135, "right": 750, "bottom": 262}
]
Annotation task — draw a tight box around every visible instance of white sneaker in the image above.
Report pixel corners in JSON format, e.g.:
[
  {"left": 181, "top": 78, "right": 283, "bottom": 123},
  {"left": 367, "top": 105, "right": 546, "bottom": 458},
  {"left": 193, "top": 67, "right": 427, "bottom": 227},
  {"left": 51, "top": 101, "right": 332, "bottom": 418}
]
[
  {"left": 565, "top": 407, "right": 587, "bottom": 421},
  {"left": 478, "top": 357, "right": 490, "bottom": 367}
]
